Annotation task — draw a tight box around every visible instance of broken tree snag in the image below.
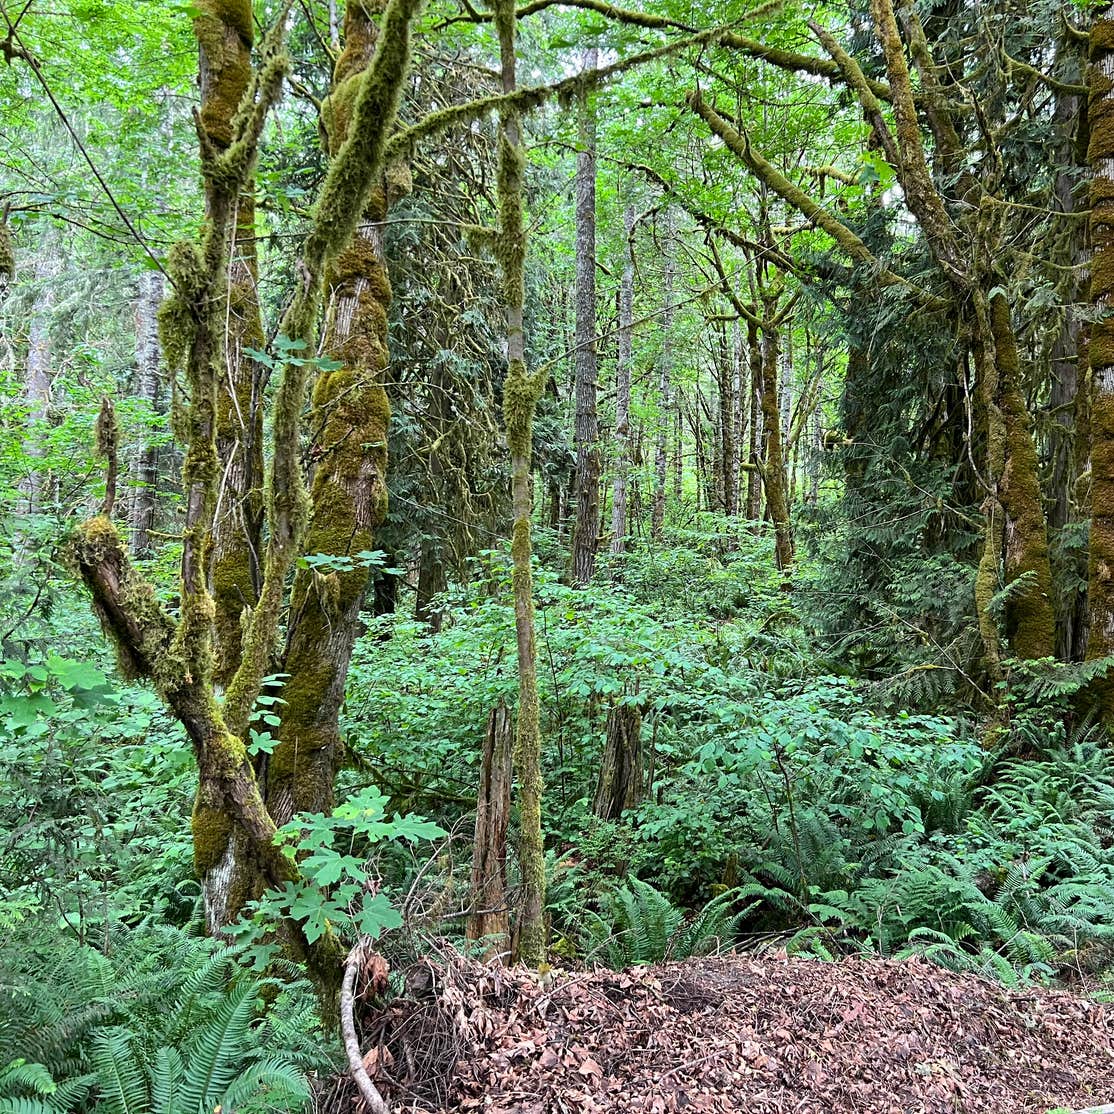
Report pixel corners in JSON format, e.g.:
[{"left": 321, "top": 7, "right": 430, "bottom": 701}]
[
  {"left": 593, "top": 699, "right": 643, "bottom": 820},
  {"left": 1088, "top": 5, "right": 1114, "bottom": 713},
  {"left": 270, "top": 0, "right": 401, "bottom": 828},
  {"left": 467, "top": 700, "right": 514, "bottom": 958}
]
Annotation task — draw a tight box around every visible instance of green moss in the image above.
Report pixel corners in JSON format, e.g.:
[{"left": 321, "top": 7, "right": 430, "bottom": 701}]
[{"left": 191, "top": 800, "right": 234, "bottom": 876}]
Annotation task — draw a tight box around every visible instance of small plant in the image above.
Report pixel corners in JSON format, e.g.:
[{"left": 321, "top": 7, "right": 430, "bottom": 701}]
[
  {"left": 232, "top": 786, "right": 445, "bottom": 967},
  {"left": 581, "top": 879, "right": 749, "bottom": 969}
]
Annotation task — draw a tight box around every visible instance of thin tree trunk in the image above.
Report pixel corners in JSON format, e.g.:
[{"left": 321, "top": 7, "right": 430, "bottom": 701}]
[
  {"left": 610, "top": 205, "right": 635, "bottom": 555},
  {"left": 730, "top": 320, "right": 744, "bottom": 516},
  {"left": 129, "top": 271, "right": 164, "bottom": 556},
  {"left": 21, "top": 256, "right": 55, "bottom": 515},
  {"left": 651, "top": 212, "right": 674, "bottom": 539},
  {"left": 759, "top": 316, "right": 794, "bottom": 572},
  {"left": 570, "top": 47, "right": 601, "bottom": 586},
  {"left": 467, "top": 701, "right": 513, "bottom": 958},
  {"left": 494, "top": 0, "right": 546, "bottom": 966},
  {"left": 746, "top": 320, "right": 763, "bottom": 522}
]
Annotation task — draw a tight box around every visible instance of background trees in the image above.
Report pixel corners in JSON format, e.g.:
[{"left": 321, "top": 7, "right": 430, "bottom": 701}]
[{"left": 4, "top": 0, "right": 1114, "bottom": 1074}]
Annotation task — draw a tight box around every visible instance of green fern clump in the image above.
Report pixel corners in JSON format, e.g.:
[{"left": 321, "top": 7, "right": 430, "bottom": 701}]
[
  {"left": 0, "top": 928, "right": 329, "bottom": 1114},
  {"left": 581, "top": 879, "right": 749, "bottom": 969}
]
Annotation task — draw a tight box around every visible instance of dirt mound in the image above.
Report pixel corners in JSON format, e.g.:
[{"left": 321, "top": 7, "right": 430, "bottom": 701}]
[{"left": 342, "top": 951, "right": 1114, "bottom": 1113}]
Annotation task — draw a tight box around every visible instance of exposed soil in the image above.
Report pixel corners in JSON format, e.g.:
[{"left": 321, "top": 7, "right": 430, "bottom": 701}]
[{"left": 334, "top": 950, "right": 1114, "bottom": 1113}]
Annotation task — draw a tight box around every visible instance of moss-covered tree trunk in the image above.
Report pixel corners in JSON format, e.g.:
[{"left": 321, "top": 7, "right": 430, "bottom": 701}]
[
  {"left": 759, "top": 316, "right": 793, "bottom": 573},
  {"left": 268, "top": 0, "right": 398, "bottom": 829},
  {"left": 746, "top": 320, "right": 763, "bottom": 521},
  {"left": 195, "top": 0, "right": 267, "bottom": 690},
  {"left": 991, "top": 294, "right": 1056, "bottom": 660},
  {"left": 493, "top": 0, "right": 547, "bottom": 967},
  {"left": 1088, "top": 8, "right": 1114, "bottom": 705},
  {"left": 71, "top": 0, "right": 423, "bottom": 1004}
]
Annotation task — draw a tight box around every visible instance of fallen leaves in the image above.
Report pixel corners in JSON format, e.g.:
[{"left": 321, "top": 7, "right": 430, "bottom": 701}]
[{"left": 336, "top": 951, "right": 1114, "bottom": 1114}]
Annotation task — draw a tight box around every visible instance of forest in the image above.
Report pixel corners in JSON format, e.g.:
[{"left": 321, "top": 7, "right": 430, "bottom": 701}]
[{"left": 3, "top": 0, "right": 1114, "bottom": 1110}]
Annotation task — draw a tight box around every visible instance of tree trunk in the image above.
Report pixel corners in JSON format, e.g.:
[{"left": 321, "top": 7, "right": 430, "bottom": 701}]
[
  {"left": 746, "top": 320, "right": 763, "bottom": 522},
  {"left": 270, "top": 6, "right": 400, "bottom": 830},
  {"left": 129, "top": 271, "right": 164, "bottom": 557},
  {"left": 610, "top": 204, "right": 635, "bottom": 555},
  {"left": 494, "top": 0, "right": 546, "bottom": 966},
  {"left": 570, "top": 48, "right": 601, "bottom": 586},
  {"left": 991, "top": 295, "right": 1056, "bottom": 660},
  {"left": 759, "top": 317, "right": 794, "bottom": 572},
  {"left": 651, "top": 212, "right": 674, "bottom": 540},
  {"left": 593, "top": 701, "right": 642, "bottom": 820},
  {"left": 1088, "top": 9, "right": 1114, "bottom": 698},
  {"left": 466, "top": 701, "right": 513, "bottom": 958},
  {"left": 21, "top": 255, "right": 56, "bottom": 515},
  {"left": 197, "top": 0, "right": 268, "bottom": 690}
]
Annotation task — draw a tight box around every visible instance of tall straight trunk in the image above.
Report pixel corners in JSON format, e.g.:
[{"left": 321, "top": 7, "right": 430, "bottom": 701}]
[
  {"left": 21, "top": 256, "right": 56, "bottom": 515},
  {"left": 570, "top": 48, "right": 601, "bottom": 586},
  {"left": 651, "top": 213, "right": 674, "bottom": 539},
  {"left": 746, "top": 320, "right": 763, "bottom": 522},
  {"left": 759, "top": 317, "right": 794, "bottom": 572},
  {"left": 729, "top": 320, "right": 744, "bottom": 515},
  {"left": 1087, "top": 10, "right": 1114, "bottom": 695},
  {"left": 610, "top": 204, "right": 635, "bottom": 555},
  {"left": 1047, "top": 38, "right": 1088, "bottom": 661},
  {"left": 494, "top": 0, "right": 546, "bottom": 966},
  {"left": 718, "top": 326, "right": 736, "bottom": 515},
  {"left": 672, "top": 398, "right": 683, "bottom": 502},
  {"left": 467, "top": 701, "right": 513, "bottom": 958},
  {"left": 130, "top": 271, "right": 164, "bottom": 556}
]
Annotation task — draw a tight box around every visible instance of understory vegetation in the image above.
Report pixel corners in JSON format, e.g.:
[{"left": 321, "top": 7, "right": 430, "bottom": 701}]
[{"left": 3, "top": 0, "right": 1114, "bottom": 1109}]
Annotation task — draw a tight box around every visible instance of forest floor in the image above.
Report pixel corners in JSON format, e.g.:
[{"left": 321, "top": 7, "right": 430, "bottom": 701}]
[{"left": 334, "top": 951, "right": 1114, "bottom": 1114}]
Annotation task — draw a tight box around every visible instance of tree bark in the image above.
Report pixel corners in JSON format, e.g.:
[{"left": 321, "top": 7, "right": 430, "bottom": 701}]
[
  {"left": 466, "top": 701, "right": 513, "bottom": 957},
  {"left": 196, "top": 0, "right": 268, "bottom": 690},
  {"left": 593, "top": 701, "right": 642, "bottom": 820},
  {"left": 129, "top": 271, "right": 164, "bottom": 557},
  {"left": 21, "top": 255, "right": 56, "bottom": 515},
  {"left": 746, "top": 320, "right": 763, "bottom": 522},
  {"left": 651, "top": 212, "right": 674, "bottom": 540},
  {"left": 610, "top": 204, "right": 636, "bottom": 554},
  {"left": 759, "top": 317, "right": 794, "bottom": 573},
  {"left": 1087, "top": 9, "right": 1114, "bottom": 696},
  {"left": 570, "top": 47, "right": 601, "bottom": 586},
  {"left": 494, "top": 0, "right": 547, "bottom": 966}
]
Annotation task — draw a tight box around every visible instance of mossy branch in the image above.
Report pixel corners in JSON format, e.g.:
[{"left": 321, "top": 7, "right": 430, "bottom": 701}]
[
  {"left": 685, "top": 90, "right": 940, "bottom": 306},
  {"left": 807, "top": 18, "right": 899, "bottom": 169},
  {"left": 385, "top": 28, "right": 728, "bottom": 162}
]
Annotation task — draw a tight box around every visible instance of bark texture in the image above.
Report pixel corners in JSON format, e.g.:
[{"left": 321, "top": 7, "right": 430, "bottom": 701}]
[
  {"left": 610, "top": 204, "right": 636, "bottom": 555},
  {"left": 592, "top": 701, "right": 642, "bottom": 820},
  {"left": 1088, "top": 9, "right": 1114, "bottom": 695},
  {"left": 466, "top": 701, "right": 513, "bottom": 957},
  {"left": 570, "top": 47, "right": 601, "bottom": 586}
]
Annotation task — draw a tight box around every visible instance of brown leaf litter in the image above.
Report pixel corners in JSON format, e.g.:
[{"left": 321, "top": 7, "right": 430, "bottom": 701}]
[{"left": 324, "top": 950, "right": 1114, "bottom": 1113}]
